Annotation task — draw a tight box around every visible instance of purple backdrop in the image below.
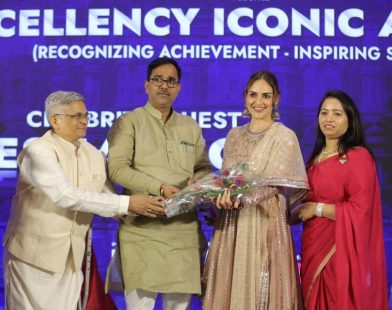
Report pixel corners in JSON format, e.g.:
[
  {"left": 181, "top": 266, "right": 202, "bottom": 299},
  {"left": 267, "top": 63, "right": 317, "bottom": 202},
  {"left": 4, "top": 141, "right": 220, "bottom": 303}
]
[{"left": 0, "top": 0, "right": 391, "bottom": 308}]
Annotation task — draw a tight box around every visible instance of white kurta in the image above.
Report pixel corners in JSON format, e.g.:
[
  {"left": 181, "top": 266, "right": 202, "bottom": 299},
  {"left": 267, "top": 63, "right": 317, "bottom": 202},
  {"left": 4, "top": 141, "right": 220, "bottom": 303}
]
[{"left": 3, "top": 130, "right": 129, "bottom": 309}]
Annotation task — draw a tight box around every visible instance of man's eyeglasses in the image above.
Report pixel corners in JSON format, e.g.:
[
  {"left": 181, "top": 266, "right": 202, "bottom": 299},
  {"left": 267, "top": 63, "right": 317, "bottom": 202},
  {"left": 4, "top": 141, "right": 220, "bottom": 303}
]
[
  {"left": 55, "top": 112, "right": 91, "bottom": 120},
  {"left": 149, "top": 77, "right": 179, "bottom": 88}
]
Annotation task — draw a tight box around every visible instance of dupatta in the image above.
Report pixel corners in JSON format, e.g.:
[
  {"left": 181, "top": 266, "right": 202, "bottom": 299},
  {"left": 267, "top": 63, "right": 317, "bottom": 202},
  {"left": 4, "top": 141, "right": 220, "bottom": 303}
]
[
  {"left": 248, "top": 122, "right": 308, "bottom": 205},
  {"left": 203, "top": 122, "right": 308, "bottom": 310}
]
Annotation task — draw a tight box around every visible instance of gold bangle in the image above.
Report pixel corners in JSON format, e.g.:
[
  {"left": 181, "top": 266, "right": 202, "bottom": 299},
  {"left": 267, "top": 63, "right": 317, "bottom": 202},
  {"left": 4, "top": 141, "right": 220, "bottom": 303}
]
[
  {"left": 160, "top": 184, "right": 164, "bottom": 196},
  {"left": 315, "top": 203, "right": 325, "bottom": 217}
]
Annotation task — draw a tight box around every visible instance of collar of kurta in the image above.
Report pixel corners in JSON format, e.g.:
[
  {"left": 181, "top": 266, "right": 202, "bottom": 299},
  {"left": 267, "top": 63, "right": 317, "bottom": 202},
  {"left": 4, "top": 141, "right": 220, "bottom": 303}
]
[
  {"left": 44, "top": 130, "right": 81, "bottom": 155},
  {"left": 144, "top": 102, "right": 175, "bottom": 125}
]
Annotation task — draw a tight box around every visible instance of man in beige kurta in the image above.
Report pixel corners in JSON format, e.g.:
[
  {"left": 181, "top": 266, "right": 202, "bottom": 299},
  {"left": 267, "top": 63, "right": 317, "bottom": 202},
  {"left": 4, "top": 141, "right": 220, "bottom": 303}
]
[
  {"left": 107, "top": 57, "right": 211, "bottom": 309},
  {"left": 3, "top": 91, "right": 163, "bottom": 310}
]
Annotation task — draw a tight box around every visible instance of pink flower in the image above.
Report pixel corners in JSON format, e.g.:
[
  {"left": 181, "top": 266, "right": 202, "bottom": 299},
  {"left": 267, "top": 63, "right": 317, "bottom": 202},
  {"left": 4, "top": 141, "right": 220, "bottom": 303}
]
[
  {"left": 235, "top": 175, "right": 246, "bottom": 186},
  {"left": 221, "top": 169, "right": 229, "bottom": 176}
]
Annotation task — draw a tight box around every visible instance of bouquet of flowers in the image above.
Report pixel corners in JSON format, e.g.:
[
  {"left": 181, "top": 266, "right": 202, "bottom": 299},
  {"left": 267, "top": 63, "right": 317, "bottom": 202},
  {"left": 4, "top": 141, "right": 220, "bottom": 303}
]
[{"left": 163, "top": 162, "right": 266, "bottom": 218}]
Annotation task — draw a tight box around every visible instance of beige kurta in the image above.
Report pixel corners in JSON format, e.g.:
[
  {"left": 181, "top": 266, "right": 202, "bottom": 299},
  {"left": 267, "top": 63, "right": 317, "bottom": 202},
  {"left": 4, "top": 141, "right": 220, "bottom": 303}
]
[
  {"left": 202, "top": 122, "right": 309, "bottom": 310},
  {"left": 3, "top": 130, "right": 129, "bottom": 309},
  {"left": 107, "top": 103, "right": 211, "bottom": 294},
  {"left": 3, "top": 130, "right": 128, "bottom": 274}
]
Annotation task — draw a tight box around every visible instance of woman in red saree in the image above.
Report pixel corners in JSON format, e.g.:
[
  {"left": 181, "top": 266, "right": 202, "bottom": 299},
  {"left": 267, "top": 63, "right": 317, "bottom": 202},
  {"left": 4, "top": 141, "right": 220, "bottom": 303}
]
[{"left": 298, "top": 90, "right": 389, "bottom": 309}]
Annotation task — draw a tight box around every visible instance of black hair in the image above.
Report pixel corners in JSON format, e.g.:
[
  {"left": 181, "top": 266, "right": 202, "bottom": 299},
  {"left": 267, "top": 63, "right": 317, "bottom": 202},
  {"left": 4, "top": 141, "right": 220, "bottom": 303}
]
[
  {"left": 307, "top": 89, "right": 373, "bottom": 165},
  {"left": 147, "top": 57, "right": 182, "bottom": 81}
]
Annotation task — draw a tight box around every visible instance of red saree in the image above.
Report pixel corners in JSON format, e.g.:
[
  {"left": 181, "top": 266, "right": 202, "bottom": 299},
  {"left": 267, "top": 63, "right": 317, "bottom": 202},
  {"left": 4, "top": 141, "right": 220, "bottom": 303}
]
[
  {"left": 81, "top": 247, "right": 117, "bottom": 310},
  {"left": 301, "top": 147, "right": 388, "bottom": 309}
]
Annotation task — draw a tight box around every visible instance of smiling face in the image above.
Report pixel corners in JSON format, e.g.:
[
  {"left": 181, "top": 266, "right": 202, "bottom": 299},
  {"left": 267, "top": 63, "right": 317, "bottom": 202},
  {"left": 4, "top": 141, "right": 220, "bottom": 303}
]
[
  {"left": 318, "top": 97, "right": 349, "bottom": 140},
  {"left": 245, "top": 79, "right": 277, "bottom": 122},
  {"left": 144, "top": 63, "right": 181, "bottom": 113},
  {"left": 50, "top": 100, "right": 88, "bottom": 144}
]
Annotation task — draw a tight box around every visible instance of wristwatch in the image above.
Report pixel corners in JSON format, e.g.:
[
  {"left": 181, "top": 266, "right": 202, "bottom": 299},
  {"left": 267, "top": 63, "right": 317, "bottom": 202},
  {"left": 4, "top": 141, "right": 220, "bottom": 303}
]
[{"left": 315, "top": 202, "right": 325, "bottom": 217}]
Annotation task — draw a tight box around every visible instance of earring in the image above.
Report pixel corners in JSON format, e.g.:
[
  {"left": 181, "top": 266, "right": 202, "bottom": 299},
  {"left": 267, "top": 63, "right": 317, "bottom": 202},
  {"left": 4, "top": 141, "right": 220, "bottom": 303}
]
[
  {"left": 242, "top": 108, "right": 251, "bottom": 118},
  {"left": 272, "top": 104, "right": 280, "bottom": 121}
]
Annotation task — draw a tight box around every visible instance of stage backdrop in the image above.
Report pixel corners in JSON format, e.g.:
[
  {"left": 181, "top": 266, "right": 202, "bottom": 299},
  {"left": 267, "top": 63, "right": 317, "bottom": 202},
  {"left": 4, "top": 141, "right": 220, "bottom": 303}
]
[{"left": 0, "top": 0, "right": 391, "bottom": 308}]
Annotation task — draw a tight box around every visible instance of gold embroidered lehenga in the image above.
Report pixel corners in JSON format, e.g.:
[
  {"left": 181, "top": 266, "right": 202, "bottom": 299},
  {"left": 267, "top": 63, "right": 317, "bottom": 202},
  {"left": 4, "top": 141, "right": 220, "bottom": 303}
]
[{"left": 202, "top": 122, "right": 308, "bottom": 310}]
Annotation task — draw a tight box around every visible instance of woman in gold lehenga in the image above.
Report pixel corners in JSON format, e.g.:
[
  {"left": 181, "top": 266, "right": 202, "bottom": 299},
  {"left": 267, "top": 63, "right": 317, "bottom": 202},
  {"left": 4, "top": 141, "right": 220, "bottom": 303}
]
[{"left": 202, "top": 71, "right": 309, "bottom": 310}]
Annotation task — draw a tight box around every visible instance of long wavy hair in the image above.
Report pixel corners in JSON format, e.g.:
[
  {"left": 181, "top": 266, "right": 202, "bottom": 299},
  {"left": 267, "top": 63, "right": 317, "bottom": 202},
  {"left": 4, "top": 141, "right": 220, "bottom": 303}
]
[{"left": 307, "top": 89, "right": 373, "bottom": 165}]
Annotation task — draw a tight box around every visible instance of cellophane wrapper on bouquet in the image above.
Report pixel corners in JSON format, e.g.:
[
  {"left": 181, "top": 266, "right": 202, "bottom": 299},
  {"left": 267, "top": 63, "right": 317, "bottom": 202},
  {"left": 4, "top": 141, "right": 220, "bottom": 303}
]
[{"left": 163, "top": 162, "right": 267, "bottom": 218}]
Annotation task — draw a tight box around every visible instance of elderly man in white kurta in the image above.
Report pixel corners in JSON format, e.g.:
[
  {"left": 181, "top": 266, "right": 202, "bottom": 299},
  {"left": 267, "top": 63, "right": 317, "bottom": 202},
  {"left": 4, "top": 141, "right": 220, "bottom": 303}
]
[{"left": 3, "top": 91, "right": 165, "bottom": 310}]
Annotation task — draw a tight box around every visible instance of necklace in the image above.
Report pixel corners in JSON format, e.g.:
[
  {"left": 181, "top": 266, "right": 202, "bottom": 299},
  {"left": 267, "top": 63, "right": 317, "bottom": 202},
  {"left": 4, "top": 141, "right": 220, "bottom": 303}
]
[{"left": 321, "top": 148, "right": 338, "bottom": 155}]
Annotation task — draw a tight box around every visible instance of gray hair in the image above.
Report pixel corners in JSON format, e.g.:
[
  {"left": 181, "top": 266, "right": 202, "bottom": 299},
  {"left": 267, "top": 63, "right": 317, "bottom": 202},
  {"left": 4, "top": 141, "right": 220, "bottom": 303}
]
[{"left": 45, "top": 91, "right": 85, "bottom": 123}]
